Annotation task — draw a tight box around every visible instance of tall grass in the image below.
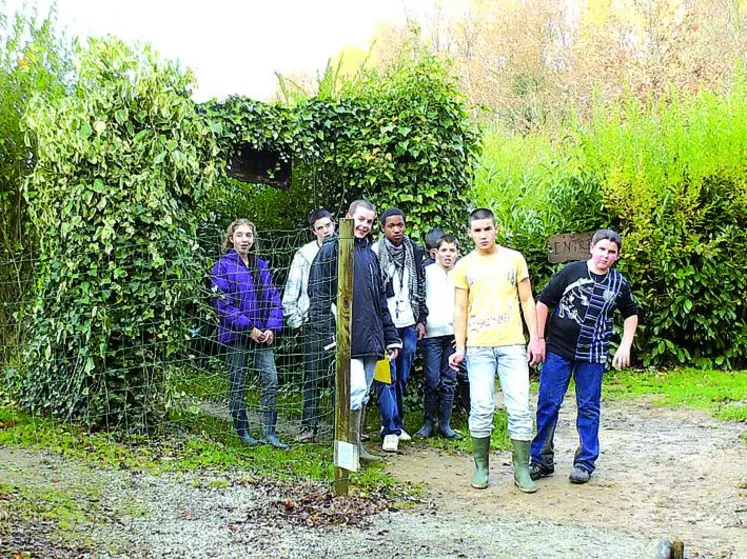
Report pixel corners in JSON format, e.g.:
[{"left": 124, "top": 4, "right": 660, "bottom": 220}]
[{"left": 474, "top": 67, "right": 747, "bottom": 368}]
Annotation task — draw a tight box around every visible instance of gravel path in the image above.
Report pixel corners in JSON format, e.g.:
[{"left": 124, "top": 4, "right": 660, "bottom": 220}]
[{"left": 1, "top": 397, "right": 745, "bottom": 558}]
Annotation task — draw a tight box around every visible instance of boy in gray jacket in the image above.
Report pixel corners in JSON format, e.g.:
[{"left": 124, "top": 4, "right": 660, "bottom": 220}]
[{"left": 283, "top": 209, "right": 335, "bottom": 442}]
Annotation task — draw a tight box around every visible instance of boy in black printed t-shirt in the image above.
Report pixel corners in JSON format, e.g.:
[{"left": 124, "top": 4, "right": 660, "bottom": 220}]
[{"left": 530, "top": 229, "right": 638, "bottom": 484}]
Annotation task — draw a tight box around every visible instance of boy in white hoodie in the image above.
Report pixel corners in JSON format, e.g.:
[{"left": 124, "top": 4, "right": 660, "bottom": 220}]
[
  {"left": 283, "top": 209, "right": 335, "bottom": 442},
  {"left": 414, "top": 234, "right": 462, "bottom": 439}
]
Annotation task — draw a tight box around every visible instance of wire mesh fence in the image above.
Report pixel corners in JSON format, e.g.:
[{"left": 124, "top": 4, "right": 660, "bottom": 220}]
[{"left": 0, "top": 227, "right": 338, "bottom": 449}]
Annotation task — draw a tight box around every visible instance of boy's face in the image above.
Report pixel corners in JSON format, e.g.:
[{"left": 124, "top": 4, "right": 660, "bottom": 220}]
[
  {"left": 436, "top": 242, "right": 457, "bottom": 269},
  {"left": 589, "top": 239, "right": 619, "bottom": 272},
  {"left": 469, "top": 218, "right": 497, "bottom": 251},
  {"left": 347, "top": 207, "right": 375, "bottom": 239},
  {"left": 312, "top": 216, "right": 335, "bottom": 244},
  {"left": 383, "top": 215, "right": 406, "bottom": 245},
  {"left": 231, "top": 224, "right": 254, "bottom": 254}
]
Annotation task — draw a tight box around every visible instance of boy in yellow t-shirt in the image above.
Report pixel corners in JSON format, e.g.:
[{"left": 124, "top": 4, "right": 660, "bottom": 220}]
[{"left": 449, "top": 208, "right": 543, "bottom": 493}]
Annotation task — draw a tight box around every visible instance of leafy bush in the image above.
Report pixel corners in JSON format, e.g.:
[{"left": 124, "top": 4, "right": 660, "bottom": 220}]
[
  {"left": 10, "top": 38, "right": 218, "bottom": 427},
  {"left": 0, "top": 7, "right": 72, "bottom": 367},
  {"left": 206, "top": 46, "right": 480, "bottom": 237},
  {"left": 476, "top": 74, "right": 747, "bottom": 368}
]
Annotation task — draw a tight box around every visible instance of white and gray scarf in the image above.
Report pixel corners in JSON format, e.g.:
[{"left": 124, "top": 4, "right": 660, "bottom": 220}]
[{"left": 377, "top": 236, "right": 419, "bottom": 318}]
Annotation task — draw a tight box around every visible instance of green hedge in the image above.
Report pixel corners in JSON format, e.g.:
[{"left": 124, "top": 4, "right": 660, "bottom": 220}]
[
  {"left": 476, "top": 71, "right": 747, "bottom": 369},
  {"left": 206, "top": 47, "right": 480, "bottom": 238},
  {"left": 10, "top": 38, "right": 218, "bottom": 426}
]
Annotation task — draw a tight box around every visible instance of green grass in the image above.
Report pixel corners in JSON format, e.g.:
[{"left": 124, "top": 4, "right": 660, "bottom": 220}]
[
  {"left": 0, "top": 403, "right": 400, "bottom": 497},
  {"left": 0, "top": 480, "right": 101, "bottom": 527},
  {"left": 603, "top": 368, "right": 747, "bottom": 421},
  {"left": 170, "top": 367, "right": 331, "bottom": 421}
]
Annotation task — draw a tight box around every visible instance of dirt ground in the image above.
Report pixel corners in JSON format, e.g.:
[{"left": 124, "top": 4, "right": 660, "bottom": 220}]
[
  {"left": 1, "top": 394, "right": 745, "bottom": 558},
  {"left": 387, "top": 396, "right": 747, "bottom": 558}
]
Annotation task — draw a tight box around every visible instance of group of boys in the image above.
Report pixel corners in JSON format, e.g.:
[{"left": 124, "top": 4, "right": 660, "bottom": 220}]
[{"left": 283, "top": 200, "right": 638, "bottom": 492}]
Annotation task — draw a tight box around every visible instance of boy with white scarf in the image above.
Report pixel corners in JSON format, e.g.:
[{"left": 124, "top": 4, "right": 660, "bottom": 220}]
[{"left": 373, "top": 208, "right": 428, "bottom": 452}]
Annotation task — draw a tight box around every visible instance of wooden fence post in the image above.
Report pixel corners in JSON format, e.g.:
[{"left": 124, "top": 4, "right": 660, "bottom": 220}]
[{"left": 334, "top": 218, "right": 353, "bottom": 496}]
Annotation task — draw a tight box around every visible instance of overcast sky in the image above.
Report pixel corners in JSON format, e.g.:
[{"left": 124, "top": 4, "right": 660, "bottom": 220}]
[{"left": 3, "top": 0, "right": 439, "bottom": 101}]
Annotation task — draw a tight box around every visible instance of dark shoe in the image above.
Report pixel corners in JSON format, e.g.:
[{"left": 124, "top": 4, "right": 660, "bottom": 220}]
[
  {"left": 569, "top": 466, "right": 590, "bottom": 484},
  {"left": 296, "top": 426, "right": 316, "bottom": 443},
  {"left": 414, "top": 420, "right": 435, "bottom": 438},
  {"left": 511, "top": 439, "right": 537, "bottom": 493},
  {"left": 261, "top": 433, "right": 290, "bottom": 449},
  {"left": 437, "top": 394, "right": 462, "bottom": 440},
  {"left": 238, "top": 431, "right": 259, "bottom": 446},
  {"left": 471, "top": 436, "right": 491, "bottom": 489},
  {"left": 416, "top": 389, "right": 437, "bottom": 438},
  {"left": 233, "top": 410, "right": 258, "bottom": 446},
  {"left": 261, "top": 411, "right": 289, "bottom": 449},
  {"left": 529, "top": 463, "right": 555, "bottom": 481},
  {"left": 439, "top": 424, "right": 462, "bottom": 440}
]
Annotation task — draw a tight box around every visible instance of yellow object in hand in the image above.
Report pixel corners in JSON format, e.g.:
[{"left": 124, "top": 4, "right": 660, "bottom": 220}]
[{"left": 374, "top": 357, "right": 392, "bottom": 384}]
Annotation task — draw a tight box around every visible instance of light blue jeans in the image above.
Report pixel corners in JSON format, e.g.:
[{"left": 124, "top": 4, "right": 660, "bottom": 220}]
[
  {"left": 466, "top": 345, "right": 533, "bottom": 440},
  {"left": 350, "top": 357, "right": 378, "bottom": 411}
]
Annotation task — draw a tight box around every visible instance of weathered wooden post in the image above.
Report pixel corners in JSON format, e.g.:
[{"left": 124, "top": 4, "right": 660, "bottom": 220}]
[{"left": 333, "top": 218, "right": 354, "bottom": 496}]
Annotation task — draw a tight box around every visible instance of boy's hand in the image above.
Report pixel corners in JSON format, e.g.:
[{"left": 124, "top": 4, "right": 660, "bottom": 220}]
[
  {"left": 387, "top": 348, "right": 399, "bottom": 361},
  {"left": 415, "top": 322, "right": 426, "bottom": 340},
  {"left": 527, "top": 339, "right": 545, "bottom": 366},
  {"left": 262, "top": 330, "right": 275, "bottom": 345},
  {"left": 449, "top": 348, "right": 465, "bottom": 371},
  {"left": 612, "top": 344, "right": 631, "bottom": 370},
  {"left": 250, "top": 328, "right": 264, "bottom": 343}
]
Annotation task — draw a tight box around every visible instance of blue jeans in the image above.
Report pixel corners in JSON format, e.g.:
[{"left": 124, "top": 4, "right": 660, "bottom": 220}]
[
  {"left": 226, "top": 337, "right": 278, "bottom": 418},
  {"left": 466, "top": 345, "right": 532, "bottom": 440},
  {"left": 530, "top": 352, "right": 605, "bottom": 474},
  {"left": 375, "top": 325, "right": 417, "bottom": 436},
  {"left": 422, "top": 336, "right": 457, "bottom": 402}
]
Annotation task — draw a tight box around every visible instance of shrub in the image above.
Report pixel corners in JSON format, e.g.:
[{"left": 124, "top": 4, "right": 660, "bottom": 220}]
[
  {"left": 206, "top": 45, "right": 480, "bottom": 238},
  {"left": 475, "top": 73, "right": 747, "bottom": 368},
  {"left": 11, "top": 38, "right": 218, "bottom": 427}
]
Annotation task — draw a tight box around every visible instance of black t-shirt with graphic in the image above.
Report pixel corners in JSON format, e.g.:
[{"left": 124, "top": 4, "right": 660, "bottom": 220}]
[{"left": 539, "top": 260, "right": 638, "bottom": 363}]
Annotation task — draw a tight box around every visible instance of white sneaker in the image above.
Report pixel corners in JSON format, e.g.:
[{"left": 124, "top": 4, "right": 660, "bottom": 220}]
[
  {"left": 398, "top": 429, "right": 412, "bottom": 442},
  {"left": 382, "top": 434, "right": 399, "bottom": 452}
]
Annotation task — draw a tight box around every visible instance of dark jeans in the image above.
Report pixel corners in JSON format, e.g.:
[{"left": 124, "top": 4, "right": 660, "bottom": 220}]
[
  {"left": 226, "top": 335, "right": 278, "bottom": 419},
  {"left": 422, "top": 335, "right": 457, "bottom": 402},
  {"left": 530, "top": 352, "right": 606, "bottom": 474},
  {"left": 301, "top": 329, "right": 334, "bottom": 430},
  {"left": 375, "top": 325, "right": 418, "bottom": 436}
]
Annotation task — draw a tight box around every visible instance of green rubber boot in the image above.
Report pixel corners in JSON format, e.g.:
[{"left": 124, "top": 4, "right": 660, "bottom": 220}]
[
  {"left": 471, "top": 436, "right": 491, "bottom": 489},
  {"left": 511, "top": 439, "right": 537, "bottom": 493},
  {"left": 351, "top": 408, "right": 382, "bottom": 463}
]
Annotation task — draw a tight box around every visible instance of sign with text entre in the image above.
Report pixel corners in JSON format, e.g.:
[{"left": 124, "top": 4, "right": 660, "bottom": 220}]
[{"left": 547, "top": 232, "right": 594, "bottom": 263}]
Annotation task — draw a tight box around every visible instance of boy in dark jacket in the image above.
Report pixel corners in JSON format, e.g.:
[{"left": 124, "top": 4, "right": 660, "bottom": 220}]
[
  {"left": 211, "top": 219, "right": 287, "bottom": 449},
  {"left": 308, "top": 200, "right": 402, "bottom": 463}
]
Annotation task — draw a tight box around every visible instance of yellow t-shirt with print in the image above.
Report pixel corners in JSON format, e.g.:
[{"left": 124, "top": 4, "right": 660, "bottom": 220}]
[{"left": 453, "top": 247, "right": 529, "bottom": 347}]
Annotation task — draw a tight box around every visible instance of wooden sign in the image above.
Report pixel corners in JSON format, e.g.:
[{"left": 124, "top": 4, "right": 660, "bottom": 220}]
[{"left": 547, "top": 232, "right": 594, "bottom": 263}]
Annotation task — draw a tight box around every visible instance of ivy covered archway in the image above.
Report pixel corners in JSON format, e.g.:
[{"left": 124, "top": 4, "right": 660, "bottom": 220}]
[
  {"left": 205, "top": 52, "right": 479, "bottom": 235},
  {"left": 10, "top": 37, "right": 478, "bottom": 426}
]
